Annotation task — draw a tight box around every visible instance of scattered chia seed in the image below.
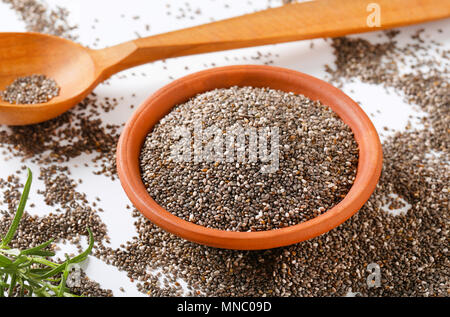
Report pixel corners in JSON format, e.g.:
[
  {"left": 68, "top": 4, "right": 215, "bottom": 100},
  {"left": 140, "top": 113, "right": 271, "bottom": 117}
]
[
  {"left": 1, "top": 0, "right": 78, "bottom": 40},
  {"left": 140, "top": 86, "right": 358, "bottom": 231},
  {"left": 1, "top": 74, "right": 60, "bottom": 104},
  {"left": 0, "top": 94, "right": 121, "bottom": 179},
  {"left": 69, "top": 270, "right": 114, "bottom": 297}
]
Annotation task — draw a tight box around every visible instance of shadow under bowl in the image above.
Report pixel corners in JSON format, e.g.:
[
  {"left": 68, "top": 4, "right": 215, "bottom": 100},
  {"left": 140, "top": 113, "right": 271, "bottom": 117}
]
[{"left": 116, "top": 65, "right": 382, "bottom": 250}]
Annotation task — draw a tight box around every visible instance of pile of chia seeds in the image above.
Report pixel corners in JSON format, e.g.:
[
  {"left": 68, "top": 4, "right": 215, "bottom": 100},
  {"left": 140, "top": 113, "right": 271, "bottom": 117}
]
[
  {"left": 1, "top": 74, "right": 60, "bottom": 104},
  {"left": 140, "top": 86, "right": 358, "bottom": 231},
  {"left": 0, "top": 0, "right": 448, "bottom": 297}
]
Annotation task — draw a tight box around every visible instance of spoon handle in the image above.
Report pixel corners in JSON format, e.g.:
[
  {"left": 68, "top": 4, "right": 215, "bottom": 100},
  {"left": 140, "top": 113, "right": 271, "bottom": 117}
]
[{"left": 93, "top": 0, "right": 450, "bottom": 78}]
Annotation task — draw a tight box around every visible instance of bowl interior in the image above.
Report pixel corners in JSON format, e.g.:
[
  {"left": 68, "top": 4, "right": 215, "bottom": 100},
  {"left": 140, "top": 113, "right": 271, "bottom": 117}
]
[{"left": 116, "top": 65, "right": 382, "bottom": 250}]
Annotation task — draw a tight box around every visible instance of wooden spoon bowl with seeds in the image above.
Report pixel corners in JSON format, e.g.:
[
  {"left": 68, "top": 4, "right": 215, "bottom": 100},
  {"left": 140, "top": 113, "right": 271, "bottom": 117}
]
[
  {"left": 0, "top": 33, "right": 98, "bottom": 125},
  {"left": 1, "top": 0, "right": 449, "bottom": 125},
  {"left": 116, "top": 65, "right": 383, "bottom": 250}
]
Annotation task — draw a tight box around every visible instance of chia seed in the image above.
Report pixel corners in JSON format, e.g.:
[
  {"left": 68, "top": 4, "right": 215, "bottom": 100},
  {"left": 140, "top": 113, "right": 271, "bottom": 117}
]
[
  {"left": 1, "top": 0, "right": 78, "bottom": 40},
  {"left": 1, "top": 74, "right": 60, "bottom": 104}
]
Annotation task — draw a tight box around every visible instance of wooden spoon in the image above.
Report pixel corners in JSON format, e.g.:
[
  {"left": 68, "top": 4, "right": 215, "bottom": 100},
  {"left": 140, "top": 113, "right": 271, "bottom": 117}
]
[{"left": 1, "top": 0, "right": 449, "bottom": 125}]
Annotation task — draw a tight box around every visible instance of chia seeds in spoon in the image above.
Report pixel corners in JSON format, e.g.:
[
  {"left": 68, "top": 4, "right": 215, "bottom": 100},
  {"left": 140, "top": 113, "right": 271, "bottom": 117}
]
[
  {"left": 140, "top": 86, "right": 358, "bottom": 231},
  {"left": 2, "top": 0, "right": 448, "bottom": 297},
  {"left": 1, "top": 74, "right": 60, "bottom": 104}
]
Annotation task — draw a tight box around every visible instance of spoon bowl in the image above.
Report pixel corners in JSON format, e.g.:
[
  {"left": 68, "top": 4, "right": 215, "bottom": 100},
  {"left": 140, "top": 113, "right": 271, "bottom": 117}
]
[
  {"left": 0, "top": 33, "right": 98, "bottom": 125},
  {"left": 116, "top": 65, "right": 383, "bottom": 250}
]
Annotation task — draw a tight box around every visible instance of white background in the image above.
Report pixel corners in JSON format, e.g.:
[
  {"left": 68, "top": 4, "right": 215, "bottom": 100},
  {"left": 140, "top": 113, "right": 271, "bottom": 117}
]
[{"left": 0, "top": 0, "right": 448, "bottom": 296}]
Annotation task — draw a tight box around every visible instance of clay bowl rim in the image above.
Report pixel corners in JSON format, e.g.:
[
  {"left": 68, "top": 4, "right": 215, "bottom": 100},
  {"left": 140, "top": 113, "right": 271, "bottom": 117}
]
[{"left": 116, "top": 65, "right": 383, "bottom": 250}]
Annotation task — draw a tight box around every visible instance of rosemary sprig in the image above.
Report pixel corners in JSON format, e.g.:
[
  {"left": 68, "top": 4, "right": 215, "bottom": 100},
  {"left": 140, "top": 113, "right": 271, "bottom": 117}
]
[{"left": 0, "top": 168, "right": 94, "bottom": 297}]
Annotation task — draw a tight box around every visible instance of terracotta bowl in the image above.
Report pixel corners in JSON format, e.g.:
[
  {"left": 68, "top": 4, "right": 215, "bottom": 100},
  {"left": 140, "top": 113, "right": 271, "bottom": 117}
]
[{"left": 116, "top": 65, "right": 382, "bottom": 250}]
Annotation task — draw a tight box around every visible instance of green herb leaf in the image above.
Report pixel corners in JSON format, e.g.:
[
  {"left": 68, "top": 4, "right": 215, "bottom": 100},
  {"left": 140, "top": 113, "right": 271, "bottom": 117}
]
[
  {"left": 39, "top": 228, "right": 94, "bottom": 280},
  {"left": 20, "top": 239, "right": 54, "bottom": 256},
  {"left": 70, "top": 227, "right": 95, "bottom": 264},
  {"left": 1, "top": 168, "right": 32, "bottom": 248},
  {"left": 18, "top": 278, "right": 25, "bottom": 297},
  {"left": 57, "top": 259, "right": 70, "bottom": 297},
  {"left": 8, "top": 273, "right": 17, "bottom": 297},
  {"left": 0, "top": 254, "right": 12, "bottom": 266}
]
